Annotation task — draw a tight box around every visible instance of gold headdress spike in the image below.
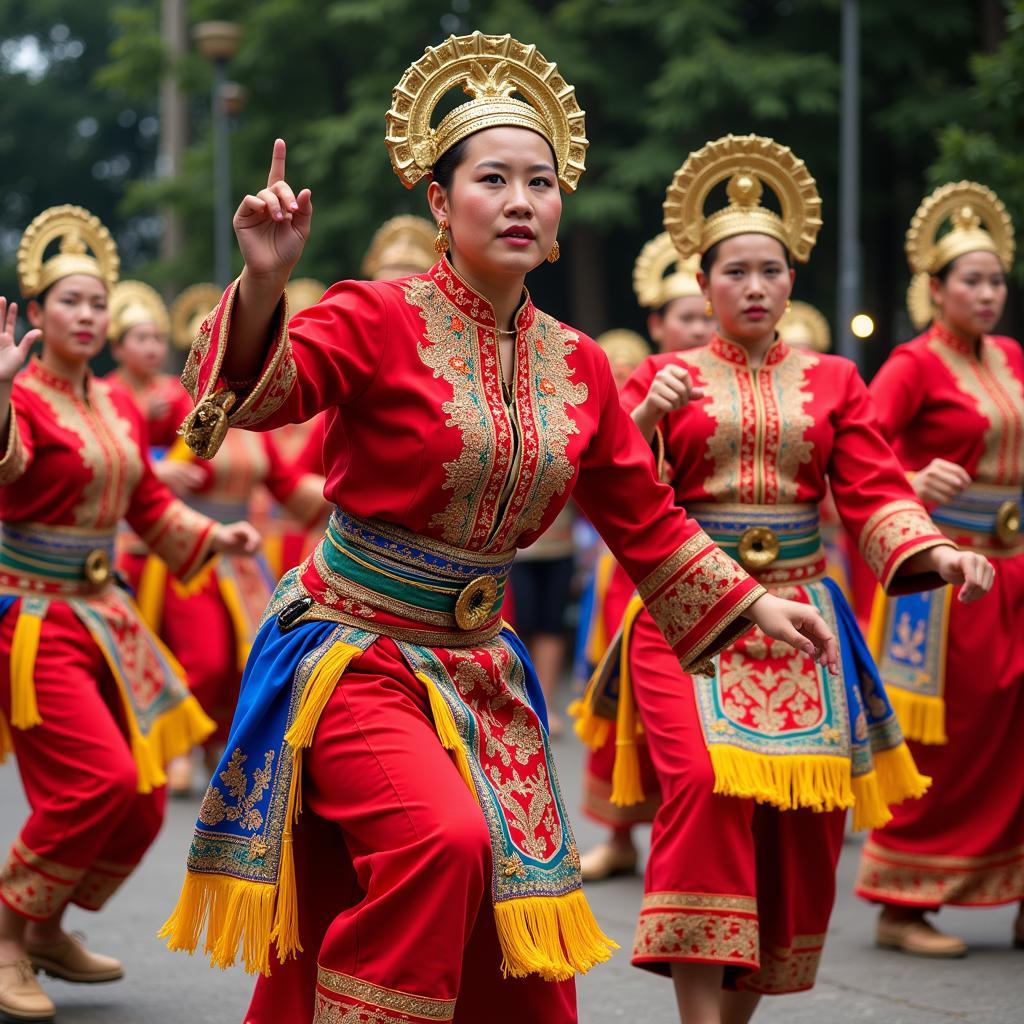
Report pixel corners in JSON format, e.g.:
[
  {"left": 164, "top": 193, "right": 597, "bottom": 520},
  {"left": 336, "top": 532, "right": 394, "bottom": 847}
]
[
  {"left": 285, "top": 278, "right": 328, "bottom": 320},
  {"left": 663, "top": 134, "right": 822, "bottom": 263},
  {"left": 906, "top": 273, "right": 935, "bottom": 331},
  {"left": 905, "top": 181, "right": 1015, "bottom": 275},
  {"left": 107, "top": 280, "right": 170, "bottom": 342},
  {"left": 596, "top": 329, "right": 650, "bottom": 372},
  {"left": 362, "top": 216, "right": 437, "bottom": 280},
  {"left": 777, "top": 300, "right": 831, "bottom": 353},
  {"left": 386, "top": 32, "right": 588, "bottom": 193},
  {"left": 633, "top": 232, "right": 702, "bottom": 310},
  {"left": 17, "top": 204, "right": 120, "bottom": 299},
  {"left": 170, "top": 284, "right": 222, "bottom": 351}
]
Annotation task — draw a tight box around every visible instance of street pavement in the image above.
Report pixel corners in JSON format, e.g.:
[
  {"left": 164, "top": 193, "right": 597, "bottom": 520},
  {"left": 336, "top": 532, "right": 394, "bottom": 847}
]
[{"left": 1, "top": 682, "right": 1019, "bottom": 1023}]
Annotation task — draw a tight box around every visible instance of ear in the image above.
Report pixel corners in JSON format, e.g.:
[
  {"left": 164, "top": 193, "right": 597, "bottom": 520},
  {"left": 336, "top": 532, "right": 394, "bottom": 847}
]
[
  {"left": 696, "top": 269, "right": 709, "bottom": 297},
  {"left": 426, "top": 180, "right": 449, "bottom": 226},
  {"left": 928, "top": 274, "right": 944, "bottom": 308},
  {"left": 646, "top": 311, "right": 664, "bottom": 343},
  {"left": 26, "top": 299, "right": 44, "bottom": 331},
  {"left": 787, "top": 267, "right": 796, "bottom": 293}
]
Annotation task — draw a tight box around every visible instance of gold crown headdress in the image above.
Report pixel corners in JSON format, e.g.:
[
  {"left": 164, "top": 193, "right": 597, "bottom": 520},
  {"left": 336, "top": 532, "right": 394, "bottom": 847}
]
[
  {"left": 285, "top": 278, "right": 328, "bottom": 320},
  {"left": 633, "top": 232, "right": 702, "bottom": 310},
  {"left": 905, "top": 273, "right": 935, "bottom": 332},
  {"left": 170, "top": 284, "right": 222, "bottom": 351},
  {"left": 777, "top": 300, "right": 831, "bottom": 353},
  {"left": 596, "top": 329, "right": 650, "bottom": 371},
  {"left": 663, "top": 134, "right": 822, "bottom": 263},
  {"left": 17, "top": 204, "right": 120, "bottom": 299},
  {"left": 386, "top": 32, "right": 588, "bottom": 193},
  {"left": 905, "top": 181, "right": 1014, "bottom": 276},
  {"left": 362, "top": 216, "right": 437, "bottom": 279},
  {"left": 107, "top": 280, "right": 170, "bottom": 342}
]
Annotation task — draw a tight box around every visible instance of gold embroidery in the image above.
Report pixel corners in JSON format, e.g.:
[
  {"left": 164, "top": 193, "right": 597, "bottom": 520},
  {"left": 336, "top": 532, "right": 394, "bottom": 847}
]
[
  {"left": 70, "top": 860, "right": 131, "bottom": 911},
  {"left": 771, "top": 350, "right": 817, "bottom": 502},
  {"left": 314, "top": 992, "right": 415, "bottom": 1024},
  {"left": 641, "top": 891, "right": 758, "bottom": 913},
  {"left": 929, "top": 332, "right": 1024, "bottom": 486},
  {"left": 180, "top": 312, "right": 213, "bottom": 400},
  {"left": 198, "top": 749, "right": 275, "bottom": 831},
  {"left": 857, "top": 839, "right": 1024, "bottom": 906},
  {"left": 859, "top": 499, "right": 941, "bottom": 583},
  {"left": 142, "top": 501, "right": 213, "bottom": 579},
  {"left": 740, "top": 935, "right": 824, "bottom": 994},
  {"left": 316, "top": 966, "right": 455, "bottom": 1021},
  {"left": 0, "top": 838, "right": 85, "bottom": 920},
  {"left": 485, "top": 761, "right": 558, "bottom": 859},
  {"left": 685, "top": 346, "right": 744, "bottom": 501},
  {"left": 637, "top": 532, "right": 711, "bottom": 600},
  {"left": 0, "top": 407, "right": 28, "bottom": 486},
  {"left": 633, "top": 902, "right": 760, "bottom": 966}
]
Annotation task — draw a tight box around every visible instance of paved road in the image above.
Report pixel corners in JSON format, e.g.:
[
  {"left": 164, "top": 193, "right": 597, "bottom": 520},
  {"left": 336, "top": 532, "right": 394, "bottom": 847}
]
[{"left": 1, "top": 688, "right": 1019, "bottom": 1023}]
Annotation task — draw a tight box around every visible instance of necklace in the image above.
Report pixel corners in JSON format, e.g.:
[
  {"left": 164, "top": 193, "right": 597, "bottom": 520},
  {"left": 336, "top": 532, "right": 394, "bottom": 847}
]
[{"left": 493, "top": 326, "right": 517, "bottom": 336}]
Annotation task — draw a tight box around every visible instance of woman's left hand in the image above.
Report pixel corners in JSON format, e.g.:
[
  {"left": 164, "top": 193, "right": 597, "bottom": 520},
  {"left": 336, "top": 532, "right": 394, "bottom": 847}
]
[
  {"left": 928, "top": 546, "right": 995, "bottom": 603},
  {"left": 210, "top": 521, "right": 262, "bottom": 557}
]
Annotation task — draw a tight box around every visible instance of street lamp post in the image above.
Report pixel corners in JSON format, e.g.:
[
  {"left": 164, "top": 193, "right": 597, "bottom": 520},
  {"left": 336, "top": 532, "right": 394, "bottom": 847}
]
[
  {"left": 837, "top": 0, "right": 861, "bottom": 367},
  {"left": 193, "top": 21, "right": 243, "bottom": 288}
]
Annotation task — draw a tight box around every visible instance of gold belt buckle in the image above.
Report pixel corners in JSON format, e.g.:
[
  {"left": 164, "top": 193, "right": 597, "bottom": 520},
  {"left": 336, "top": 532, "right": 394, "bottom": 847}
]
[
  {"left": 83, "top": 548, "right": 112, "bottom": 587},
  {"left": 455, "top": 575, "right": 498, "bottom": 631},
  {"left": 995, "top": 500, "right": 1021, "bottom": 547},
  {"left": 737, "top": 526, "right": 780, "bottom": 570}
]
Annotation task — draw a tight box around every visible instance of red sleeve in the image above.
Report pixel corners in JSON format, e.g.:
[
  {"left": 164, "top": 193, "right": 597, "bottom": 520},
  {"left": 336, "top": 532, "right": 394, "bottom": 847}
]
[
  {"left": 572, "top": 346, "right": 764, "bottom": 673},
  {"left": 618, "top": 355, "right": 661, "bottom": 416},
  {"left": 867, "top": 345, "right": 925, "bottom": 444},
  {"left": 828, "top": 359, "right": 951, "bottom": 594}
]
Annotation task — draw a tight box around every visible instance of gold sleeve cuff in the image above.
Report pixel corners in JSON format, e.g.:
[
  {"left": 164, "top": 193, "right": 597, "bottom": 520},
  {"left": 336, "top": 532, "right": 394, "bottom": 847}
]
[
  {"left": 142, "top": 502, "right": 216, "bottom": 581},
  {"left": 0, "top": 407, "right": 29, "bottom": 487}
]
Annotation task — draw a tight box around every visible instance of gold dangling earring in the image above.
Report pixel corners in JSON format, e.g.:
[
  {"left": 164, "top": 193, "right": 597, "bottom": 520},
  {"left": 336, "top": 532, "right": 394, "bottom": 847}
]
[
  {"left": 434, "top": 220, "right": 449, "bottom": 256},
  {"left": 705, "top": 300, "right": 714, "bottom": 318},
  {"left": 546, "top": 240, "right": 560, "bottom": 264},
  {"left": 785, "top": 299, "right": 792, "bottom": 313}
]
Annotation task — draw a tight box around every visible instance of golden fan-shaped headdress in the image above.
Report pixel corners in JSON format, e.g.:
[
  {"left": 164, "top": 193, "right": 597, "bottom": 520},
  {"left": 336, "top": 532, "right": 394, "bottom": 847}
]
[
  {"left": 17, "top": 205, "right": 120, "bottom": 299},
  {"left": 663, "top": 134, "right": 822, "bottom": 263},
  {"left": 777, "top": 300, "right": 831, "bottom": 353},
  {"left": 633, "top": 232, "right": 702, "bottom": 310},
  {"left": 362, "top": 216, "right": 437, "bottom": 279},
  {"left": 596, "top": 329, "right": 650, "bottom": 372},
  {"left": 385, "top": 32, "right": 588, "bottom": 193},
  {"left": 906, "top": 273, "right": 935, "bottom": 331},
  {"left": 285, "top": 278, "right": 328, "bottom": 320},
  {"left": 171, "top": 284, "right": 222, "bottom": 351},
  {"left": 107, "top": 280, "right": 170, "bottom": 342},
  {"left": 905, "top": 181, "right": 1015, "bottom": 275}
]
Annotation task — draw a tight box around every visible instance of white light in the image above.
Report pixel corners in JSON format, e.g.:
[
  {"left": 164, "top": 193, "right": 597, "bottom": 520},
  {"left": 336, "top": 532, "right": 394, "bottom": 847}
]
[{"left": 851, "top": 313, "right": 875, "bottom": 339}]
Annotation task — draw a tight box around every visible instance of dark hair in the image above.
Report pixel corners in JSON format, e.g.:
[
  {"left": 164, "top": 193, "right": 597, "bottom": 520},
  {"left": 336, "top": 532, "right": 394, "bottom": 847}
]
[
  {"left": 931, "top": 259, "right": 955, "bottom": 284},
  {"left": 700, "top": 237, "right": 792, "bottom": 275},
  {"left": 430, "top": 131, "right": 559, "bottom": 191}
]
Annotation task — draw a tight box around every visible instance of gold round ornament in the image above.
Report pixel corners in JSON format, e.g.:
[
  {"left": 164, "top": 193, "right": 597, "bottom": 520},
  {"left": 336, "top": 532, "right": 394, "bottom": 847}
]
[
  {"left": 737, "top": 526, "right": 780, "bottom": 570},
  {"left": 995, "top": 500, "right": 1021, "bottom": 547},
  {"left": 454, "top": 575, "right": 499, "bottom": 630},
  {"left": 83, "top": 548, "right": 112, "bottom": 587}
]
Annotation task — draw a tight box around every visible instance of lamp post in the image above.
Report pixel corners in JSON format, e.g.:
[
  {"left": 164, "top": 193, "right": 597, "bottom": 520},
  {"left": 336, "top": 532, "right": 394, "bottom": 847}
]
[
  {"left": 193, "top": 21, "right": 243, "bottom": 288},
  {"left": 837, "top": 0, "right": 861, "bottom": 367}
]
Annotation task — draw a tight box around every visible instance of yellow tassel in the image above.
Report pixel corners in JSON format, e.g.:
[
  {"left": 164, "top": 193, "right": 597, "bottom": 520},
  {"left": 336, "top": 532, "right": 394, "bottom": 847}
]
[
  {"left": 850, "top": 770, "right": 892, "bottom": 830},
  {"left": 888, "top": 688, "right": 948, "bottom": 745},
  {"left": 9, "top": 606, "right": 44, "bottom": 729},
  {"left": 866, "top": 584, "right": 888, "bottom": 659},
  {"left": 284, "top": 643, "right": 364, "bottom": 749},
  {"left": 584, "top": 553, "right": 615, "bottom": 667},
  {"left": 217, "top": 570, "right": 255, "bottom": 673},
  {"left": 0, "top": 710, "right": 12, "bottom": 762},
  {"left": 263, "top": 534, "right": 285, "bottom": 580},
  {"left": 567, "top": 698, "right": 611, "bottom": 750},
  {"left": 269, "top": 747, "right": 304, "bottom": 963},
  {"left": 610, "top": 597, "right": 645, "bottom": 807},
  {"left": 707, "top": 745, "right": 855, "bottom": 813},
  {"left": 136, "top": 555, "right": 169, "bottom": 631},
  {"left": 493, "top": 890, "right": 617, "bottom": 981},
  {"left": 873, "top": 741, "right": 931, "bottom": 805},
  {"left": 148, "top": 695, "right": 216, "bottom": 768},
  {"left": 417, "top": 671, "right": 477, "bottom": 795}
]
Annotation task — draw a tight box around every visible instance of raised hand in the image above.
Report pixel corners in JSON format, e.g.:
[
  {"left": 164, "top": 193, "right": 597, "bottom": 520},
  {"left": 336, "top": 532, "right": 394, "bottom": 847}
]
[
  {"left": 632, "top": 362, "right": 703, "bottom": 442},
  {"left": 0, "top": 298, "right": 41, "bottom": 384},
  {"left": 234, "top": 139, "right": 313, "bottom": 282}
]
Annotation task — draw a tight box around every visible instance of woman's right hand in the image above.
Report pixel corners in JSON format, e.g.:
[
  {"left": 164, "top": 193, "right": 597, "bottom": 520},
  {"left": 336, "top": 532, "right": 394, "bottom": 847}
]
[
  {"left": 0, "top": 298, "right": 41, "bottom": 385},
  {"left": 910, "top": 458, "right": 971, "bottom": 505},
  {"left": 632, "top": 364, "right": 703, "bottom": 442},
  {"left": 234, "top": 139, "right": 313, "bottom": 282},
  {"left": 743, "top": 592, "right": 840, "bottom": 674}
]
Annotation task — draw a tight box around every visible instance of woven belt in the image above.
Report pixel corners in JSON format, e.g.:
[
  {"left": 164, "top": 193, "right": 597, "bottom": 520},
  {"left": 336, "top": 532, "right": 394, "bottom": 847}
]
[
  {"left": 689, "top": 502, "right": 826, "bottom": 585},
  {"left": 930, "top": 483, "right": 1023, "bottom": 554},
  {"left": 0, "top": 523, "right": 117, "bottom": 594},
  {"left": 314, "top": 508, "right": 514, "bottom": 633}
]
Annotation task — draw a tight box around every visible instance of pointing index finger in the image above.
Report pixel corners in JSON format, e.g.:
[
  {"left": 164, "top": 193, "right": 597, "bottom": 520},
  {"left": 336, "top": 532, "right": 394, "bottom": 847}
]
[{"left": 268, "top": 138, "right": 287, "bottom": 187}]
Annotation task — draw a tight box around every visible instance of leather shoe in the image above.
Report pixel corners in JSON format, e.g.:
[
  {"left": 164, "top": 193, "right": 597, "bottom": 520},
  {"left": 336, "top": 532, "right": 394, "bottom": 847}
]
[
  {"left": 876, "top": 914, "right": 966, "bottom": 958},
  {"left": 27, "top": 933, "right": 124, "bottom": 984},
  {"left": 579, "top": 842, "right": 638, "bottom": 882},
  {"left": 0, "top": 959, "right": 55, "bottom": 1021}
]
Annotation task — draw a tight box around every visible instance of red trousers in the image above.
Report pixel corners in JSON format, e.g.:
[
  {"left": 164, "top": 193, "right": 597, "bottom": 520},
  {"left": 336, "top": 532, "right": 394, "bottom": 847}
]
[
  {"left": 0, "top": 600, "right": 166, "bottom": 920},
  {"left": 628, "top": 609, "right": 845, "bottom": 994},
  {"left": 245, "top": 637, "right": 576, "bottom": 1024}
]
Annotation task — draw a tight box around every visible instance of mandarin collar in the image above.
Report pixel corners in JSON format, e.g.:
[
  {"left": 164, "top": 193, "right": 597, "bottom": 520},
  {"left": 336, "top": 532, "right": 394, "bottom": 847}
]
[
  {"left": 27, "top": 356, "right": 93, "bottom": 397},
  {"left": 930, "top": 320, "right": 983, "bottom": 358},
  {"left": 428, "top": 258, "right": 535, "bottom": 333},
  {"left": 709, "top": 332, "right": 789, "bottom": 368}
]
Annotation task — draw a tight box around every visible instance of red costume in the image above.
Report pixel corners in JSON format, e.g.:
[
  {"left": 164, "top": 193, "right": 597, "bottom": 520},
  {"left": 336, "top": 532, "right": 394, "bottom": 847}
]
[
  {"left": 856, "top": 322, "right": 1024, "bottom": 910},
  {"left": 0, "top": 359, "right": 215, "bottom": 921}
]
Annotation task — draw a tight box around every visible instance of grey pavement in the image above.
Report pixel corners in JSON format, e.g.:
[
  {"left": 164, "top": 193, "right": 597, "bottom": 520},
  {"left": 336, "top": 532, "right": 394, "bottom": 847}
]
[{"left": 1, "top": 683, "right": 1019, "bottom": 1023}]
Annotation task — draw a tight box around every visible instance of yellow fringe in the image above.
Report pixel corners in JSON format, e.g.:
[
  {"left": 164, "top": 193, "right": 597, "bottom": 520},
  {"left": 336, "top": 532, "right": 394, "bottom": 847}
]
[
  {"left": 493, "top": 889, "right": 617, "bottom": 981},
  {"left": 269, "top": 748, "right": 304, "bottom": 963},
  {"left": 888, "top": 688, "right": 948, "bottom": 745},
  {"left": 707, "top": 745, "right": 855, "bottom": 812},
  {"left": 148, "top": 695, "right": 216, "bottom": 768},
  {"left": 170, "top": 558, "right": 219, "bottom": 599},
  {"left": 217, "top": 570, "right": 255, "bottom": 673},
  {"left": 873, "top": 741, "right": 931, "bottom": 806},
  {"left": 850, "top": 770, "right": 892, "bottom": 830},
  {"left": 567, "top": 698, "right": 610, "bottom": 750},
  {"left": 417, "top": 671, "right": 477, "bottom": 795},
  {"left": 584, "top": 553, "right": 615, "bottom": 667},
  {"left": 9, "top": 606, "right": 44, "bottom": 729},
  {"left": 136, "top": 555, "right": 169, "bottom": 631},
  {"left": 284, "top": 643, "right": 364, "bottom": 749},
  {"left": 0, "top": 710, "right": 12, "bottom": 762},
  {"left": 865, "top": 584, "right": 888, "bottom": 660},
  {"left": 610, "top": 597, "right": 645, "bottom": 807}
]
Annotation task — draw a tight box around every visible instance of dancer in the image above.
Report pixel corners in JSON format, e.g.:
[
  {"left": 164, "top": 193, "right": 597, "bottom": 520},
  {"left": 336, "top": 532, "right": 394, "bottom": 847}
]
[
  {"left": 0, "top": 206, "right": 258, "bottom": 1021},
  {"left": 855, "top": 182, "right": 1024, "bottom": 955},
  {"left": 574, "top": 135, "right": 993, "bottom": 1024}
]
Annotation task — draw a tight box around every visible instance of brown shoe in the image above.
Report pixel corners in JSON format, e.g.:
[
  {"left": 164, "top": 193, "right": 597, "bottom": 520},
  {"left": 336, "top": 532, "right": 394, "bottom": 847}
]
[
  {"left": 27, "top": 933, "right": 124, "bottom": 984},
  {"left": 0, "top": 959, "right": 55, "bottom": 1021},
  {"left": 876, "top": 914, "right": 967, "bottom": 958},
  {"left": 579, "top": 842, "right": 638, "bottom": 883}
]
